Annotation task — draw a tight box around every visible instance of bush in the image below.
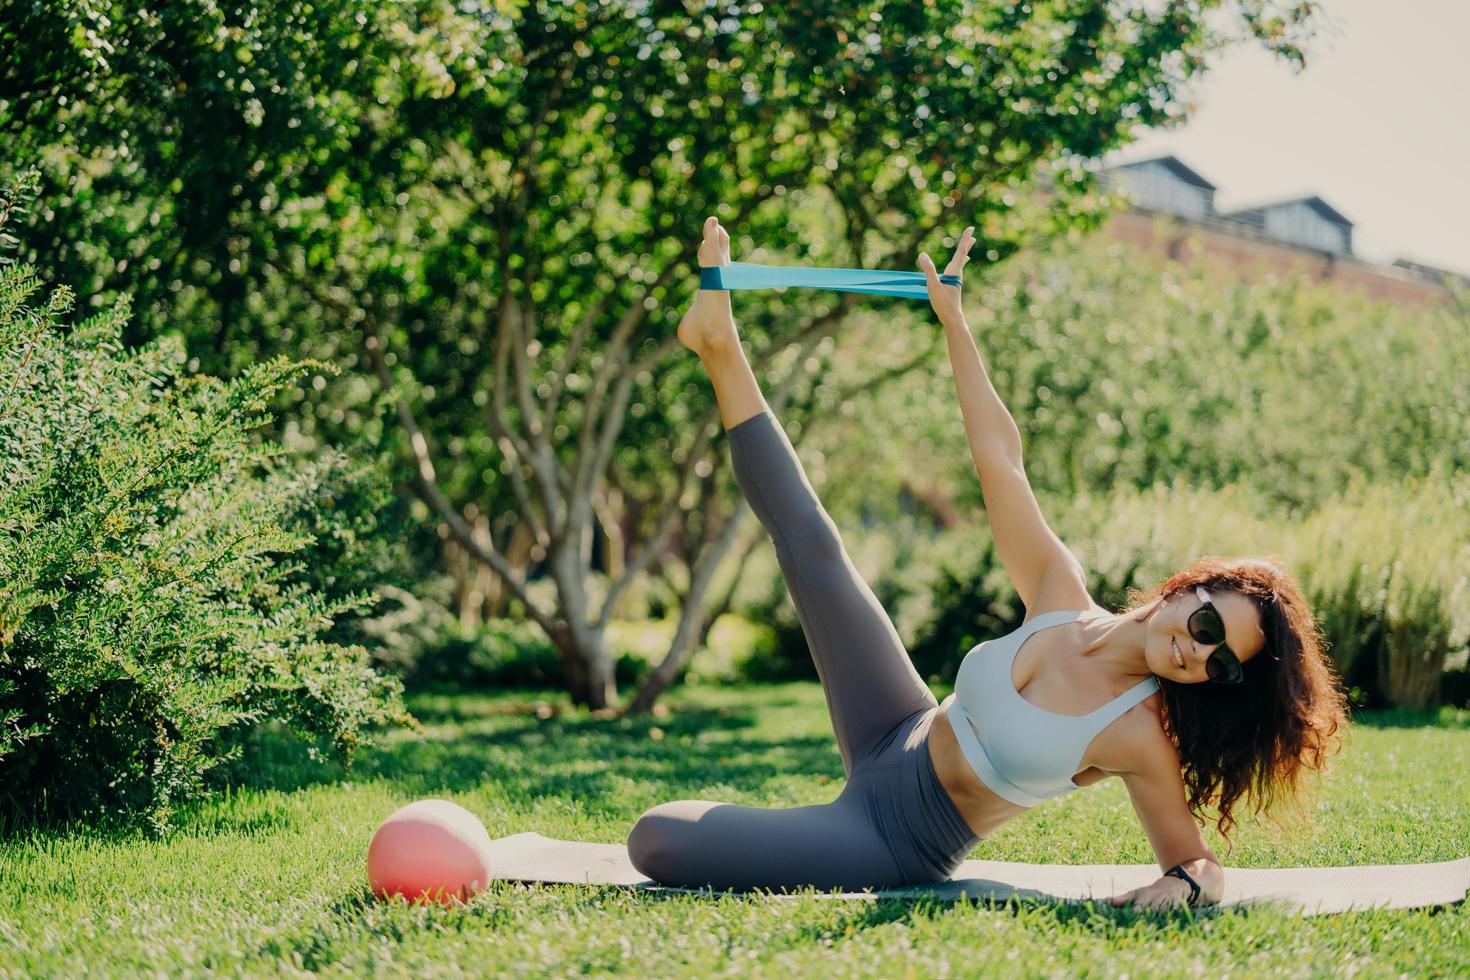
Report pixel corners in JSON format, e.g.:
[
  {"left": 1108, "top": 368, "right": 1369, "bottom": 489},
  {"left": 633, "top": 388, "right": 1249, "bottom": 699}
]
[
  {"left": 1291, "top": 474, "right": 1470, "bottom": 710},
  {"left": 726, "top": 466, "right": 1470, "bottom": 711},
  {"left": 724, "top": 509, "right": 1020, "bottom": 687},
  {"left": 726, "top": 561, "right": 817, "bottom": 684},
  {"left": 1058, "top": 473, "right": 1470, "bottom": 711},
  {"left": 894, "top": 474, "right": 1470, "bottom": 709},
  {"left": 0, "top": 171, "right": 408, "bottom": 833},
  {"left": 818, "top": 225, "right": 1470, "bottom": 527},
  {"left": 358, "top": 581, "right": 654, "bottom": 691}
]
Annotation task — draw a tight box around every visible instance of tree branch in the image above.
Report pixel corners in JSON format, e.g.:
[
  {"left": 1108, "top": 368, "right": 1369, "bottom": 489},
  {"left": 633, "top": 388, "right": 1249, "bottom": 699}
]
[
  {"left": 501, "top": 53, "right": 578, "bottom": 222},
  {"left": 590, "top": 293, "right": 857, "bottom": 628},
  {"left": 314, "top": 281, "right": 563, "bottom": 639},
  {"left": 542, "top": 282, "right": 611, "bottom": 427},
  {"left": 628, "top": 479, "right": 757, "bottom": 712},
  {"left": 496, "top": 274, "right": 567, "bottom": 538},
  {"left": 576, "top": 183, "right": 784, "bottom": 450}
]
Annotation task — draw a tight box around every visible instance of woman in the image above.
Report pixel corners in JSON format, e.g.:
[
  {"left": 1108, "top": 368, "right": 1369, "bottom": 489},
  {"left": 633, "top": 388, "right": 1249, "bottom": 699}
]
[{"left": 626, "top": 216, "right": 1350, "bottom": 909}]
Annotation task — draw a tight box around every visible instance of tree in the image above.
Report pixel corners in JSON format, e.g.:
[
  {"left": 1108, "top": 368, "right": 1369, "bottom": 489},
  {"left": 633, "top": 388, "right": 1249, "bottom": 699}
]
[{"left": 3, "top": 0, "right": 1320, "bottom": 710}]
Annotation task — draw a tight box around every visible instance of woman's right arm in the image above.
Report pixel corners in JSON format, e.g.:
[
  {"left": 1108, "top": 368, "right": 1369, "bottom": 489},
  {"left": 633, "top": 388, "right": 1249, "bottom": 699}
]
[
  {"left": 920, "top": 232, "right": 1083, "bottom": 609},
  {"left": 941, "top": 317, "right": 1024, "bottom": 465},
  {"left": 936, "top": 314, "right": 1082, "bottom": 610},
  {"left": 917, "top": 232, "right": 1024, "bottom": 464}
]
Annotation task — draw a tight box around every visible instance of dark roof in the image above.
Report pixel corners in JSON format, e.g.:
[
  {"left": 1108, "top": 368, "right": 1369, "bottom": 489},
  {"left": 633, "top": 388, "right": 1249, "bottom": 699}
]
[
  {"left": 1108, "top": 154, "right": 1218, "bottom": 191},
  {"left": 1393, "top": 258, "right": 1470, "bottom": 286},
  {"left": 1219, "top": 194, "right": 1354, "bottom": 227}
]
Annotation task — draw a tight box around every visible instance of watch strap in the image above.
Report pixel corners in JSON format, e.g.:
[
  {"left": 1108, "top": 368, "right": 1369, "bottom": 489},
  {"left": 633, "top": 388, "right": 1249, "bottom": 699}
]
[{"left": 1163, "top": 863, "right": 1202, "bottom": 907}]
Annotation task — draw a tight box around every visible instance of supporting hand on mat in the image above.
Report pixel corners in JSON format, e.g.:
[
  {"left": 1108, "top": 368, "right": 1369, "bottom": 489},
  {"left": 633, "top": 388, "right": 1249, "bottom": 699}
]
[
  {"left": 917, "top": 225, "right": 975, "bottom": 328},
  {"left": 1106, "top": 874, "right": 1195, "bottom": 911}
]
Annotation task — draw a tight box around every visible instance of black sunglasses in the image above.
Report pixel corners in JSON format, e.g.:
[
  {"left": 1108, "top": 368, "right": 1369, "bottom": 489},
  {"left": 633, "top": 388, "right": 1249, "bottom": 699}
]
[{"left": 1185, "top": 585, "right": 1245, "bottom": 685}]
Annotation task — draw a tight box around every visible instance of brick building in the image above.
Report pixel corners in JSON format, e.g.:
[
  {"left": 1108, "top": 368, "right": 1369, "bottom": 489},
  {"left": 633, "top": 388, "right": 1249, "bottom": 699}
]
[{"left": 1093, "top": 155, "right": 1466, "bottom": 309}]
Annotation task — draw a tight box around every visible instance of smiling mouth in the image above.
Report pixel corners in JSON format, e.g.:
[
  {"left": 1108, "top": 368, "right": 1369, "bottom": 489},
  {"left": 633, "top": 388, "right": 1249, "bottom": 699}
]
[{"left": 1172, "top": 638, "right": 1186, "bottom": 669}]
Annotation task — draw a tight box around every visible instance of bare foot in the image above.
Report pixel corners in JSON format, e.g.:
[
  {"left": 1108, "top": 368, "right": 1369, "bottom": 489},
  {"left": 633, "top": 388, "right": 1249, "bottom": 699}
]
[{"left": 677, "top": 216, "right": 739, "bottom": 357}]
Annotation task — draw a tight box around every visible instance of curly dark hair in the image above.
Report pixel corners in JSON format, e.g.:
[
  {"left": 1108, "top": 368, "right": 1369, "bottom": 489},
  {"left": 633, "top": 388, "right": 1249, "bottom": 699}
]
[{"left": 1120, "top": 555, "right": 1351, "bottom": 855}]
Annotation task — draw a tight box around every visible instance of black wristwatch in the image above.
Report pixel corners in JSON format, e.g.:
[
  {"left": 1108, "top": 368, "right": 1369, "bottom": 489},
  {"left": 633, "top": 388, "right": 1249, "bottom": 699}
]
[{"left": 1163, "top": 864, "right": 1202, "bottom": 907}]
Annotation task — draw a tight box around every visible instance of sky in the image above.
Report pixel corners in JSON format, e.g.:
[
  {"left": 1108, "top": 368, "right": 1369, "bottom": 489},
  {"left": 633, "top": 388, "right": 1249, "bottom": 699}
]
[{"left": 1104, "top": 0, "right": 1470, "bottom": 275}]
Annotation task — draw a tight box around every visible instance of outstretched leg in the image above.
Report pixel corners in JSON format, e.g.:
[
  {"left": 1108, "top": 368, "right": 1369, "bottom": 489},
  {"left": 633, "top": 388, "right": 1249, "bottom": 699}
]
[{"left": 678, "top": 217, "right": 936, "bottom": 777}]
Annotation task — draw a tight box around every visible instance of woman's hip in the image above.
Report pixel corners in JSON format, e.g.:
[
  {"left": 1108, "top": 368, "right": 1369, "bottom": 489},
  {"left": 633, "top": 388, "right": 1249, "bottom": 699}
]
[{"left": 846, "top": 705, "right": 983, "bottom": 883}]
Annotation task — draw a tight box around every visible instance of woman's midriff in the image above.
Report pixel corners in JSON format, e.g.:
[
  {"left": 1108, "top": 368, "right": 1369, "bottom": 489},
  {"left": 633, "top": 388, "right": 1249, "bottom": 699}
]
[{"left": 925, "top": 692, "right": 1033, "bottom": 839}]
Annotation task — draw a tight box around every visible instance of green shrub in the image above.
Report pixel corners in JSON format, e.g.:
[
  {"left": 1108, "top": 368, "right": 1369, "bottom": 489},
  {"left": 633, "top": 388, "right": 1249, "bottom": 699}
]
[
  {"left": 440, "top": 619, "right": 653, "bottom": 691},
  {"left": 1290, "top": 474, "right": 1470, "bottom": 710},
  {"left": 725, "top": 560, "right": 815, "bottom": 684},
  {"left": 359, "top": 580, "right": 653, "bottom": 691},
  {"left": 0, "top": 171, "right": 408, "bottom": 833},
  {"left": 719, "top": 509, "right": 1013, "bottom": 686},
  {"left": 726, "top": 469, "right": 1470, "bottom": 711},
  {"left": 888, "top": 475, "right": 1470, "bottom": 709},
  {"left": 819, "top": 226, "right": 1470, "bottom": 529},
  {"left": 730, "top": 613, "right": 814, "bottom": 684}
]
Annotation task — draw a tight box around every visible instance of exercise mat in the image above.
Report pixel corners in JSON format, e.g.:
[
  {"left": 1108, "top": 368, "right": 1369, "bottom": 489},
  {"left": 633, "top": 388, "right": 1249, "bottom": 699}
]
[{"left": 483, "top": 833, "right": 1469, "bottom": 916}]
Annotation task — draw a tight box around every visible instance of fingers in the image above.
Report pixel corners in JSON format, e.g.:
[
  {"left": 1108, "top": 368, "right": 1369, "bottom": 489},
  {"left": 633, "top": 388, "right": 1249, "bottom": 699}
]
[
  {"left": 917, "top": 251, "right": 942, "bottom": 288},
  {"left": 945, "top": 225, "right": 976, "bottom": 276},
  {"left": 952, "top": 225, "right": 975, "bottom": 258},
  {"left": 1107, "top": 889, "right": 1187, "bottom": 911}
]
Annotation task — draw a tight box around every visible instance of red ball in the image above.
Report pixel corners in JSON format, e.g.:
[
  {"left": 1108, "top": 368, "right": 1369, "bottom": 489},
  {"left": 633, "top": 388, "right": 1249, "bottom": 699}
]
[{"left": 367, "top": 799, "right": 494, "bottom": 904}]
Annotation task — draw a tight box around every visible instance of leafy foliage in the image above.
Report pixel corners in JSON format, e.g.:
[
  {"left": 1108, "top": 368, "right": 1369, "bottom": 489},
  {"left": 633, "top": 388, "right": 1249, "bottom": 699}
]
[
  {"left": 0, "top": 171, "right": 408, "bottom": 833},
  {"left": 0, "top": 0, "right": 1331, "bottom": 711},
  {"left": 358, "top": 584, "right": 653, "bottom": 690},
  {"left": 813, "top": 225, "right": 1470, "bottom": 531},
  {"left": 716, "top": 214, "right": 1470, "bottom": 708},
  {"left": 727, "top": 470, "right": 1470, "bottom": 711}
]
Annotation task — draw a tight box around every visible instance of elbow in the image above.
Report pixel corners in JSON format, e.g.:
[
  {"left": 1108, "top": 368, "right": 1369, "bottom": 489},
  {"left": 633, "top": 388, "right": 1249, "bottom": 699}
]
[{"left": 970, "top": 434, "right": 1023, "bottom": 473}]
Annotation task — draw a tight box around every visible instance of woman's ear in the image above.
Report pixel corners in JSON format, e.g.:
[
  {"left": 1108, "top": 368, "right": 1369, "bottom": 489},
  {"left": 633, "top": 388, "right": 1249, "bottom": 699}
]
[{"left": 1135, "top": 594, "right": 1162, "bottom": 623}]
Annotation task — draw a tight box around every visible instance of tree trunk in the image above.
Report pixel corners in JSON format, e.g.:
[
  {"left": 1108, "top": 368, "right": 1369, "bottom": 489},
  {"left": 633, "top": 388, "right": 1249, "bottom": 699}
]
[
  {"left": 446, "top": 513, "right": 536, "bottom": 625},
  {"left": 627, "top": 506, "right": 760, "bottom": 713},
  {"left": 556, "top": 623, "right": 618, "bottom": 711},
  {"left": 486, "top": 521, "right": 536, "bottom": 619},
  {"left": 627, "top": 325, "right": 844, "bottom": 714},
  {"left": 592, "top": 484, "right": 629, "bottom": 617}
]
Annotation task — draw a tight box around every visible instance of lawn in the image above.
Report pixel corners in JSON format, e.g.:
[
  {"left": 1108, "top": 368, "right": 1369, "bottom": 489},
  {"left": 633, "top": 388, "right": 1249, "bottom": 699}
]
[{"left": 2, "top": 683, "right": 1466, "bottom": 978}]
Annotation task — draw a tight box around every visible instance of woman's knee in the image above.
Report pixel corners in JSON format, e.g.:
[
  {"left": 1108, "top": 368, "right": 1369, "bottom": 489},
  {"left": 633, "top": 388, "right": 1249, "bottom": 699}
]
[
  {"left": 626, "top": 804, "right": 682, "bottom": 880},
  {"left": 780, "top": 507, "right": 844, "bottom": 557}
]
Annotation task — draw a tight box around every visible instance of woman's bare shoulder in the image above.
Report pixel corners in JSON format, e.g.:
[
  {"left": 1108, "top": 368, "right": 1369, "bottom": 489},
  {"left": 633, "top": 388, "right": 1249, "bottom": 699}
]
[{"left": 1024, "top": 571, "right": 1104, "bottom": 620}]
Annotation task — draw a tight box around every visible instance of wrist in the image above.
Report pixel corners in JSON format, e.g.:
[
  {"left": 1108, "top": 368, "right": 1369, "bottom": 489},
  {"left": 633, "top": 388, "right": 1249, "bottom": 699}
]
[
  {"left": 1162, "top": 865, "right": 1197, "bottom": 906},
  {"left": 1167, "top": 859, "right": 1223, "bottom": 907},
  {"left": 1195, "top": 859, "right": 1224, "bottom": 905}
]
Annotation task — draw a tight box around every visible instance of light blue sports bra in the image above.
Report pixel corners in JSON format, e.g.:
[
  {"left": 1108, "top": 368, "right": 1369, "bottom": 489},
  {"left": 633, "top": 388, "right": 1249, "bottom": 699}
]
[{"left": 945, "top": 609, "right": 1160, "bottom": 808}]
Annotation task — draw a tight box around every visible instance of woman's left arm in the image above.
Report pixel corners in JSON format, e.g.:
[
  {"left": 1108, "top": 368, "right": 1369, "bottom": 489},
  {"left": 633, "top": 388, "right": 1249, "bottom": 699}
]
[{"left": 1107, "top": 729, "right": 1226, "bottom": 909}]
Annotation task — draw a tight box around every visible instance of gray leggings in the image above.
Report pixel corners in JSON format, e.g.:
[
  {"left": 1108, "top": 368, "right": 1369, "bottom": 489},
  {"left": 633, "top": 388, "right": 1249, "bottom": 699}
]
[{"left": 626, "top": 409, "right": 981, "bottom": 892}]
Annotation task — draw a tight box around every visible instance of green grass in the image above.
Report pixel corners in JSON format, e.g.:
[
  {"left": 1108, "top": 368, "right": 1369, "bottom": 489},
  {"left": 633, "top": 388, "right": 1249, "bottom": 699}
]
[{"left": 2, "top": 683, "right": 1466, "bottom": 978}]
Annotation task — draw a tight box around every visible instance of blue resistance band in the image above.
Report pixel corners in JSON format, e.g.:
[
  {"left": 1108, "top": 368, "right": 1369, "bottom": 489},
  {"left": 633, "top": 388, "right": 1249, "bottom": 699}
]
[{"left": 700, "top": 261, "right": 960, "bottom": 300}]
